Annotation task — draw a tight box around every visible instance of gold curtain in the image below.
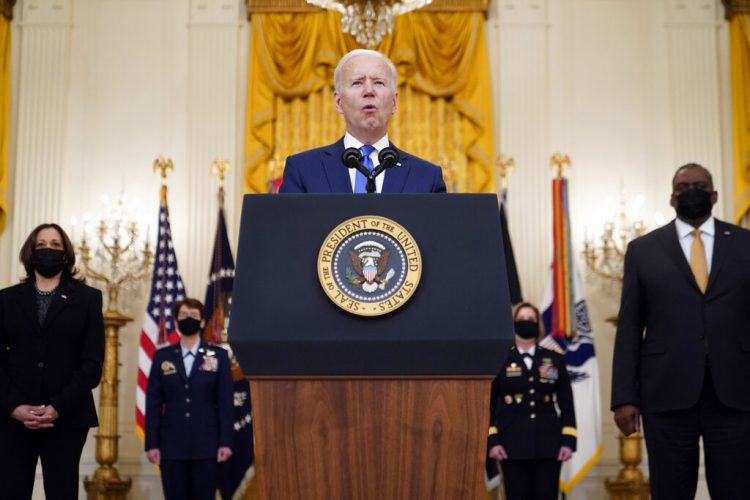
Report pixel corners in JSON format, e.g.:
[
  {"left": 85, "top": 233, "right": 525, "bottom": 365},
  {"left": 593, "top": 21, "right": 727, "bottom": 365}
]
[
  {"left": 729, "top": 13, "right": 750, "bottom": 226},
  {"left": 0, "top": 10, "right": 10, "bottom": 235},
  {"left": 243, "top": 10, "right": 495, "bottom": 194}
]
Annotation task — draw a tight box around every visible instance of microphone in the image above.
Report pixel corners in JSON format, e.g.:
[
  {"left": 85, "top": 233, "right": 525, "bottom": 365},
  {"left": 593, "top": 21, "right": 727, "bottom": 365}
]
[
  {"left": 342, "top": 147, "right": 373, "bottom": 182},
  {"left": 372, "top": 146, "right": 400, "bottom": 178}
]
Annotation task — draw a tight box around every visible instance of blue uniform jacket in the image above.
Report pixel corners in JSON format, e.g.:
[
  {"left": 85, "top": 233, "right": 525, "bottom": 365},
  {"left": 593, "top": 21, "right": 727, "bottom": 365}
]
[{"left": 145, "top": 341, "right": 233, "bottom": 460}]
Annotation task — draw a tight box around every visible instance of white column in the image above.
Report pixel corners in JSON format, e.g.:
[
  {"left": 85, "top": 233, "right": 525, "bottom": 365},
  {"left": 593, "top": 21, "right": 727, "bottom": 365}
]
[
  {"left": 183, "top": 0, "right": 242, "bottom": 298},
  {"left": 11, "top": 0, "right": 72, "bottom": 274},
  {"left": 665, "top": 0, "right": 725, "bottom": 214},
  {"left": 496, "top": 0, "right": 550, "bottom": 304}
]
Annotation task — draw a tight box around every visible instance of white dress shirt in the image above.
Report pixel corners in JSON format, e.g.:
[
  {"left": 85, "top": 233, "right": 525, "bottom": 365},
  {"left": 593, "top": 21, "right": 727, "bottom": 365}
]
[
  {"left": 180, "top": 342, "right": 199, "bottom": 376},
  {"left": 517, "top": 344, "right": 536, "bottom": 371},
  {"left": 675, "top": 216, "right": 715, "bottom": 274},
  {"left": 343, "top": 132, "right": 390, "bottom": 193}
]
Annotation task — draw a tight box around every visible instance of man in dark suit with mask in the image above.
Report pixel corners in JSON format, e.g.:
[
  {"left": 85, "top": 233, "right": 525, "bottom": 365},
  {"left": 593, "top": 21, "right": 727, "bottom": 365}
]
[
  {"left": 611, "top": 163, "right": 750, "bottom": 499},
  {"left": 145, "top": 297, "right": 234, "bottom": 500}
]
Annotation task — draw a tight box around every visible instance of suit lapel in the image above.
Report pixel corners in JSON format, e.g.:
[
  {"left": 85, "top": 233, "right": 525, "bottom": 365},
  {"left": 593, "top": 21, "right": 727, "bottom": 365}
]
[
  {"left": 42, "top": 279, "right": 76, "bottom": 331},
  {"left": 322, "top": 138, "right": 354, "bottom": 193},
  {"left": 656, "top": 221, "right": 702, "bottom": 293},
  {"left": 172, "top": 345, "right": 188, "bottom": 381},
  {"left": 191, "top": 342, "right": 207, "bottom": 379},
  {"left": 382, "top": 144, "right": 409, "bottom": 193},
  {"left": 706, "top": 219, "right": 733, "bottom": 293}
]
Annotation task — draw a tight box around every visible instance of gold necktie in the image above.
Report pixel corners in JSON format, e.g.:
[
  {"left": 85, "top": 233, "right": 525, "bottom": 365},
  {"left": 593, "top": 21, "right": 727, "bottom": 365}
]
[{"left": 690, "top": 229, "right": 708, "bottom": 293}]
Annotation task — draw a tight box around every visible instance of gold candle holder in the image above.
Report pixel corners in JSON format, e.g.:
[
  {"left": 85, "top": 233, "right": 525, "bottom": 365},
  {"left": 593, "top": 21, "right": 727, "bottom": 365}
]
[
  {"left": 605, "top": 432, "right": 650, "bottom": 499},
  {"left": 79, "top": 194, "right": 153, "bottom": 499}
]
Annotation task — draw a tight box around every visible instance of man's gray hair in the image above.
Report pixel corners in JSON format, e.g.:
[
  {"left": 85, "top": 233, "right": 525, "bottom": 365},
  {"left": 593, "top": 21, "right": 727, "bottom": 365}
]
[{"left": 333, "top": 49, "right": 398, "bottom": 92}]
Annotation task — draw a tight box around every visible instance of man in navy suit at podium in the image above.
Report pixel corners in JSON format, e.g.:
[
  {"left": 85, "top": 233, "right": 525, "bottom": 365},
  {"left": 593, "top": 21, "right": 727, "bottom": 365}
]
[{"left": 279, "top": 49, "right": 446, "bottom": 194}]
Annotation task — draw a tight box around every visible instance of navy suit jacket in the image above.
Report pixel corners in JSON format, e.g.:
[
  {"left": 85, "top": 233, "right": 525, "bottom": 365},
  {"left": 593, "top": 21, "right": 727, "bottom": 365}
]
[
  {"left": 611, "top": 219, "right": 750, "bottom": 413},
  {"left": 145, "top": 341, "right": 233, "bottom": 460},
  {"left": 279, "top": 138, "right": 446, "bottom": 193},
  {"left": 0, "top": 278, "right": 104, "bottom": 429}
]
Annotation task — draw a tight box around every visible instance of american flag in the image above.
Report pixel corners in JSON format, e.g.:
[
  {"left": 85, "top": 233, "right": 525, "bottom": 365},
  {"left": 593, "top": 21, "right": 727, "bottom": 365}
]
[{"left": 135, "top": 189, "right": 186, "bottom": 441}]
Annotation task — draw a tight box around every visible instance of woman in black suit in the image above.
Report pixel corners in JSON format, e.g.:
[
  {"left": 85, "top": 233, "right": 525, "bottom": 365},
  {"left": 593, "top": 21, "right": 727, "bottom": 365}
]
[
  {"left": 488, "top": 301, "right": 576, "bottom": 500},
  {"left": 0, "top": 223, "right": 104, "bottom": 500}
]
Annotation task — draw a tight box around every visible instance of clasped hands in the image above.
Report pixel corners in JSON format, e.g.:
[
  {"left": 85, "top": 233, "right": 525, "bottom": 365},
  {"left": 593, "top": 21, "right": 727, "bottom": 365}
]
[{"left": 11, "top": 404, "right": 59, "bottom": 429}]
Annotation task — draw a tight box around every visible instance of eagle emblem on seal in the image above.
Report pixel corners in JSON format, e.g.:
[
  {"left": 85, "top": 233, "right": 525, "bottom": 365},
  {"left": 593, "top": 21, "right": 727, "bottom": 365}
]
[{"left": 346, "top": 241, "right": 396, "bottom": 293}]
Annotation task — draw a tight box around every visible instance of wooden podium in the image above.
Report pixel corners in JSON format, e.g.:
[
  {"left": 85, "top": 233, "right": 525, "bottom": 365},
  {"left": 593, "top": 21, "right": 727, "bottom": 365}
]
[{"left": 231, "top": 194, "right": 514, "bottom": 500}]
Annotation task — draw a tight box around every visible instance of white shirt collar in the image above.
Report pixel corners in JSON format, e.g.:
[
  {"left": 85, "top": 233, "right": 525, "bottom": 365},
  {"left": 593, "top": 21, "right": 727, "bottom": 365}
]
[
  {"left": 517, "top": 344, "right": 536, "bottom": 357},
  {"left": 675, "top": 216, "right": 715, "bottom": 239},
  {"left": 343, "top": 132, "right": 390, "bottom": 155},
  {"left": 180, "top": 341, "right": 200, "bottom": 358}
]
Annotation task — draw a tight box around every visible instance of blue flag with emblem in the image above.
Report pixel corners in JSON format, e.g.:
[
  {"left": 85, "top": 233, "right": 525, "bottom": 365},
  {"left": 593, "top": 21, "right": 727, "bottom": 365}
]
[{"left": 203, "top": 187, "right": 254, "bottom": 499}]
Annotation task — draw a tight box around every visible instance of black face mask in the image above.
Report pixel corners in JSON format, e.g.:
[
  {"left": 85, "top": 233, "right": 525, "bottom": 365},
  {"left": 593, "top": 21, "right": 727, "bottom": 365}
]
[
  {"left": 514, "top": 320, "right": 539, "bottom": 340},
  {"left": 32, "top": 248, "right": 66, "bottom": 278},
  {"left": 178, "top": 318, "right": 202, "bottom": 336},
  {"left": 675, "top": 188, "right": 713, "bottom": 221}
]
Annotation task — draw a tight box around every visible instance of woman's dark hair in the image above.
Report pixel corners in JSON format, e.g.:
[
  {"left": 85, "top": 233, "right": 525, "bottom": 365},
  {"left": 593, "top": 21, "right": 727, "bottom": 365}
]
[
  {"left": 19, "top": 223, "right": 81, "bottom": 281},
  {"left": 173, "top": 297, "right": 205, "bottom": 321},
  {"left": 512, "top": 301, "right": 546, "bottom": 340}
]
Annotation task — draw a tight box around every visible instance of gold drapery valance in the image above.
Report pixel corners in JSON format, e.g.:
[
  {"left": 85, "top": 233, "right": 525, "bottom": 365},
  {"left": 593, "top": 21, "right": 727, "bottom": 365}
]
[
  {"left": 723, "top": 0, "right": 750, "bottom": 20},
  {"left": 0, "top": 0, "right": 15, "bottom": 21},
  {"left": 246, "top": 0, "right": 489, "bottom": 14},
  {"left": 243, "top": 9, "right": 495, "bottom": 194}
]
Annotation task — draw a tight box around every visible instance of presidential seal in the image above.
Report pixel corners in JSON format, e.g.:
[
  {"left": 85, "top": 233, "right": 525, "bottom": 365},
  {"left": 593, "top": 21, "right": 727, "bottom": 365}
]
[{"left": 318, "top": 215, "right": 421, "bottom": 317}]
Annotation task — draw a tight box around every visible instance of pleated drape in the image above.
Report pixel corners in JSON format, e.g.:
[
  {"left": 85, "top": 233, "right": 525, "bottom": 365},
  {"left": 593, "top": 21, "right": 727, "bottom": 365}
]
[{"left": 729, "top": 14, "right": 750, "bottom": 226}]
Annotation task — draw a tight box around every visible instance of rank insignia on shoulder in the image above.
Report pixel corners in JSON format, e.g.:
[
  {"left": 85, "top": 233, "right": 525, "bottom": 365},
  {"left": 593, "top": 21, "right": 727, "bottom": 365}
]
[{"left": 161, "top": 361, "right": 177, "bottom": 375}]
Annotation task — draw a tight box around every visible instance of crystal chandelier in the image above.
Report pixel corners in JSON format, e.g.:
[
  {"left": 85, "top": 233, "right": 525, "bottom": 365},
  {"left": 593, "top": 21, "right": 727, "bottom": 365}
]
[{"left": 306, "top": 0, "right": 433, "bottom": 48}]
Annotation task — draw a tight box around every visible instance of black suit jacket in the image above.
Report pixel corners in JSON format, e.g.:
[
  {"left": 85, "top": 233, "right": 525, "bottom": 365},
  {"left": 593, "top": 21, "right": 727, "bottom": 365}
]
[
  {"left": 145, "top": 341, "right": 234, "bottom": 460},
  {"left": 278, "top": 138, "right": 446, "bottom": 193},
  {"left": 0, "top": 278, "right": 104, "bottom": 428},
  {"left": 611, "top": 219, "right": 750, "bottom": 413}
]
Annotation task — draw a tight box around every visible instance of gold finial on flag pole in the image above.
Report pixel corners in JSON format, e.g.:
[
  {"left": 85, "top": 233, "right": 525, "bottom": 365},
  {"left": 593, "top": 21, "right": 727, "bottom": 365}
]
[
  {"left": 211, "top": 159, "right": 231, "bottom": 189},
  {"left": 153, "top": 157, "right": 174, "bottom": 203},
  {"left": 496, "top": 154, "right": 516, "bottom": 190},
  {"left": 550, "top": 152, "right": 571, "bottom": 178},
  {"left": 211, "top": 159, "right": 231, "bottom": 208}
]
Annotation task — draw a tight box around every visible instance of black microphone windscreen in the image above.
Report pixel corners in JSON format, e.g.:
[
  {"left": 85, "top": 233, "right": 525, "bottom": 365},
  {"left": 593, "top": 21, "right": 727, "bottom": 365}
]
[
  {"left": 378, "top": 147, "right": 399, "bottom": 168},
  {"left": 342, "top": 147, "right": 362, "bottom": 169}
]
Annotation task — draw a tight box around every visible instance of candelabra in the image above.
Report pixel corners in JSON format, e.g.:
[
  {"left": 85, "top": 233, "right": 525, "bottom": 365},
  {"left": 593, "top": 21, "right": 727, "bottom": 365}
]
[
  {"left": 80, "top": 194, "right": 153, "bottom": 500},
  {"left": 583, "top": 196, "right": 646, "bottom": 285}
]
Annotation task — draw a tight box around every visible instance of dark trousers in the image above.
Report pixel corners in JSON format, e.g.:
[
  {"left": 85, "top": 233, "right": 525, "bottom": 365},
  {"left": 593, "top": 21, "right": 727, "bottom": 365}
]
[
  {"left": 161, "top": 458, "right": 218, "bottom": 500},
  {"left": 642, "top": 368, "right": 750, "bottom": 500},
  {"left": 0, "top": 424, "right": 88, "bottom": 500},
  {"left": 500, "top": 458, "right": 561, "bottom": 500}
]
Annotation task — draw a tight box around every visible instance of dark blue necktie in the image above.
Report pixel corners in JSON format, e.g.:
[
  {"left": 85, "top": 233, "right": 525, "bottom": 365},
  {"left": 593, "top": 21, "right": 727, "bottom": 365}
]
[{"left": 354, "top": 145, "right": 376, "bottom": 193}]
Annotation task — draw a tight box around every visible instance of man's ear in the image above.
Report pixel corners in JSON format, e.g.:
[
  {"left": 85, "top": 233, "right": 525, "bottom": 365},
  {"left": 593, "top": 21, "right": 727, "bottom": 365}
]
[
  {"left": 200, "top": 319, "right": 206, "bottom": 329},
  {"left": 711, "top": 190, "right": 718, "bottom": 206},
  {"left": 334, "top": 91, "right": 343, "bottom": 114}
]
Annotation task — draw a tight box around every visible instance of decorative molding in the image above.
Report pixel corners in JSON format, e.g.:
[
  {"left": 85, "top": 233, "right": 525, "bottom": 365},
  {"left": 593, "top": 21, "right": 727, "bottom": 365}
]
[
  {"left": 498, "top": 0, "right": 546, "bottom": 25},
  {"left": 722, "top": 0, "right": 750, "bottom": 20},
  {"left": 19, "top": 0, "right": 71, "bottom": 25},
  {"left": 0, "top": 0, "right": 16, "bottom": 21},
  {"left": 246, "top": 0, "right": 488, "bottom": 14},
  {"left": 191, "top": 0, "right": 242, "bottom": 24},
  {"left": 667, "top": 0, "right": 717, "bottom": 25}
]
